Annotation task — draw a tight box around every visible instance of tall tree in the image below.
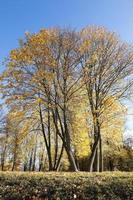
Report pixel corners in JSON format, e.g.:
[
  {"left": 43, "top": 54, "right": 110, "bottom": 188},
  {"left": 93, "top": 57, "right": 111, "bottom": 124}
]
[
  {"left": 80, "top": 26, "right": 133, "bottom": 171},
  {"left": 0, "top": 28, "right": 83, "bottom": 171}
]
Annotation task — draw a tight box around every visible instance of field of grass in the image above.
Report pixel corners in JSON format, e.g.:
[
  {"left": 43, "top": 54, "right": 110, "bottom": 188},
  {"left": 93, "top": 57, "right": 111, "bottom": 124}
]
[{"left": 0, "top": 171, "right": 133, "bottom": 200}]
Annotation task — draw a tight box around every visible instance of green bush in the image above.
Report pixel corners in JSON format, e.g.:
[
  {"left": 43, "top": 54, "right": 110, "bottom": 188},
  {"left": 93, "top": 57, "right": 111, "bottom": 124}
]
[{"left": 0, "top": 172, "right": 133, "bottom": 200}]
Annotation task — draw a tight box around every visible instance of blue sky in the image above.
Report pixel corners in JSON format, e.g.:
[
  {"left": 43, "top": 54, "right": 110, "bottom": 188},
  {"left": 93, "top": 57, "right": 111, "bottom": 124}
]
[
  {"left": 0, "top": 0, "right": 133, "bottom": 137},
  {"left": 0, "top": 0, "right": 133, "bottom": 63}
]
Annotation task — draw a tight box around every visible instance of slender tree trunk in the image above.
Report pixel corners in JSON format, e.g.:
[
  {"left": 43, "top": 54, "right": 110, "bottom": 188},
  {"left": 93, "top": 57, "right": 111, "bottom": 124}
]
[
  {"left": 24, "top": 161, "right": 28, "bottom": 171},
  {"left": 32, "top": 146, "right": 37, "bottom": 171},
  {"left": 97, "top": 146, "right": 100, "bottom": 172},
  {"left": 109, "top": 159, "right": 114, "bottom": 171},
  {"left": 52, "top": 108, "right": 78, "bottom": 171},
  {"left": 1, "top": 148, "right": 6, "bottom": 171},
  {"left": 56, "top": 146, "right": 64, "bottom": 172},
  {"left": 1, "top": 155, "right": 5, "bottom": 171},
  {"left": 63, "top": 107, "right": 78, "bottom": 172},
  {"left": 12, "top": 143, "right": 18, "bottom": 171},
  {"left": 88, "top": 113, "right": 102, "bottom": 172},
  {"left": 29, "top": 149, "right": 33, "bottom": 171},
  {"left": 88, "top": 134, "right": 100, "bottom": 172},
  {"left": 39, "top": 153, "right": 43, "bottom": 171},
  {"left": 55, "top": 144, "right": 64, "bottom": 171},
  {"left": 1, "top": 141, "right": 8, "bottom": 171},
  {"left": 99, "top": 136, "right": 103, "bottom": 172},
  {"left": 53, "top": 131, "right": 58, "bottom": 169},
  {"left": 64, "top": 132, "right": 78, "bottom": 172},
  {"left": 39, "top": 103, "right": 53, "bottom": 171},
  {"left": 47, "top": 104, "right": 53, "bottom": 171},
  {"left": 65, "top": 146, "right": 78, "bottom": 172},
  {"left": 94, "top": 144, "right": 100, "bottom": 172},
  {"left": 12, "top": 153, "right": 16, "bottom": 171}
]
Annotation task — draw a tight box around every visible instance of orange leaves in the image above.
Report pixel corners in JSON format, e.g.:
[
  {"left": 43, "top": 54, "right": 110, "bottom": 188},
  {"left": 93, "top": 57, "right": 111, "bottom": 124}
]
[
  {"left": 18, "top": 121, "right": 31, "bottom": 141},
  {"left": 10, "top": 49, "right": 18, "bottom": 60},
  {"left": 8, "top": 110, "right": 25, "bottom": 121},
  {"left": 10, "top": 47, "right": 33, "bottom": 65},
  {"left": 28, "top": 29, "right": 49, "bottom": 46},
  {"left": 9, "top": 29, "right": 52, "bottom": 67},
  {"left": 31, "top": 70, "right": 55, "bottom": 88}
]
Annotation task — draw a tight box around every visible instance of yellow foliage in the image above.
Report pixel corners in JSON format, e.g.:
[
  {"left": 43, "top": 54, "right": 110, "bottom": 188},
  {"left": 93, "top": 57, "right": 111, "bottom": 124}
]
[
  {"left": 101, "top": 97, "right": 126, "bottom": 151},
  {"left": 8, "top": 111, "right": 25, "bottom": 120},
  {"left": 70, "top": 93, "right": 91, "bottom": 159}
]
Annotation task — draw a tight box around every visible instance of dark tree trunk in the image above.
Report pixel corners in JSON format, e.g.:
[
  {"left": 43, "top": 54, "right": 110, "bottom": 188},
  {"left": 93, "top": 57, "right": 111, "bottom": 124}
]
[
  {"left": 1, "top": 148, "right": 6, "bottom": 171},
  {"left": 32, "top": 146, "right": 37, "bottom": 171},
  {"left": 12, "top": 143, "right": 18, "bottom": 171},
  {"left": 24, "top": 161, "right": 28, "bottom": 171},
  {"left": 1, "top": 141, "right": 8, "bottom": 171},
  {"left": 99, "top": 136, "right": 103, "bottom": 172},
  {"left": 39, "top": 153, "right": 44, "bottom": 171},
  {"left": 52, "top": 108, "right": 78, "bottom": 172},
  {"left": 39, "top": 103, "right": 53, "bottom": 171},
  {"left": 12, "top": 154, "right": 16, "bottom": 171},
  {"left": 55, "top": 144, "right": 64, "bottom": 171},
  {"left": 29, "top": 149, "right": 33, "bottom": 171}
]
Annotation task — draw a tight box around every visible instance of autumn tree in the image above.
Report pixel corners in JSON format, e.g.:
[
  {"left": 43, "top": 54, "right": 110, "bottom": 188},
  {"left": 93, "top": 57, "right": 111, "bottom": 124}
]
[
  {"left": 0, "top": 28, "right": 83, "bottom": 171},
  {"left": 80, "top": 26, "right": 133, "bottom": 172},
  {"left": 1, "top": 26, "right": 133, "bottom": 172}
]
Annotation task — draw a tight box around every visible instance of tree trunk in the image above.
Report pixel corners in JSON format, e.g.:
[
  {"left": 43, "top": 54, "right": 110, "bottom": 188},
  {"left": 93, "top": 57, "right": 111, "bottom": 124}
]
[
  {"left": 94, "top": 145, "right": 100, "bottom": 172},
  {"left": 39, "top": 103, "right": 53, "bottom": 171},
  {"left": 65, "top": 147, "right": 78, "bottom": 172},
  {"left": 24, "top": 161, "right": 28, "bottom": 171},
  {"left": 12, "top": 153, "right": 16, "bottom": 171},
  {"left": 1, "top": 144, "right": 7, "bottom": 171},
  {"left": 52, "top": 108, "right": 78, "bottom": 171},
  {"left": 12, "top": 143, "right": 18, "bottom": 171},
  {"left": 29, "top": 149, "right": 33, "bottom": 171},
  {"left": 1, "top": 152, "right": 5, "bottom": 171},
  {"left": 88, "top": 133, "right": 100, "bottom": 172},
  {"left": 39, "top": 153, "right": 43, "bottom": 171},
  {"left": 99, "top": 136, "right": 103, "bottom": 172},
  {"left": 55, "top": 144, "right": 64, "bottom": 171},
  {"left": 32, "top": 146, "right": 37, "bottom": 171}
]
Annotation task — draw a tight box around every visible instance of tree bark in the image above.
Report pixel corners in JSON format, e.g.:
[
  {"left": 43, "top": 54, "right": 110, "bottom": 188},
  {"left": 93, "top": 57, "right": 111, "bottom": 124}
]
[
  {"left": 55, "top": 144, "right": 64, "bottom": 171},
  {"left": 29, "top": 149, "right": 33, "bottom": 171},
  {"left": 94, "top": 145, "right": 100, "bottom": 172},
  {"left": 88, "top": 134, "right": 100, "bottom": 172},
  {"left": 32, "top": 145, "right": 37, "bottom": 171},
  {"left": 99, "top": 136, "right": 103, "bottom": 172},
  {"left": 65, "top": 146, "right": 78, "bottom": 172},
  {"left": 39, "top": 103, "right": 53, "bottom": 171}
]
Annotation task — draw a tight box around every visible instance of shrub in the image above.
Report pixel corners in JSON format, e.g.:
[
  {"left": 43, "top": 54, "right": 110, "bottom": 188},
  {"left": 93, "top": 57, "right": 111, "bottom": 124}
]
[{"left": 0, "top": 172, "right": 132, "bottom": 200}]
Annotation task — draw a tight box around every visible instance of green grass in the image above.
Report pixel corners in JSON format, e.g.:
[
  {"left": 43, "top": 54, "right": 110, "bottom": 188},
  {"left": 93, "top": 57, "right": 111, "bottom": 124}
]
[{"left": 0, "top": 172, "right": 133, "bottom": 200}]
